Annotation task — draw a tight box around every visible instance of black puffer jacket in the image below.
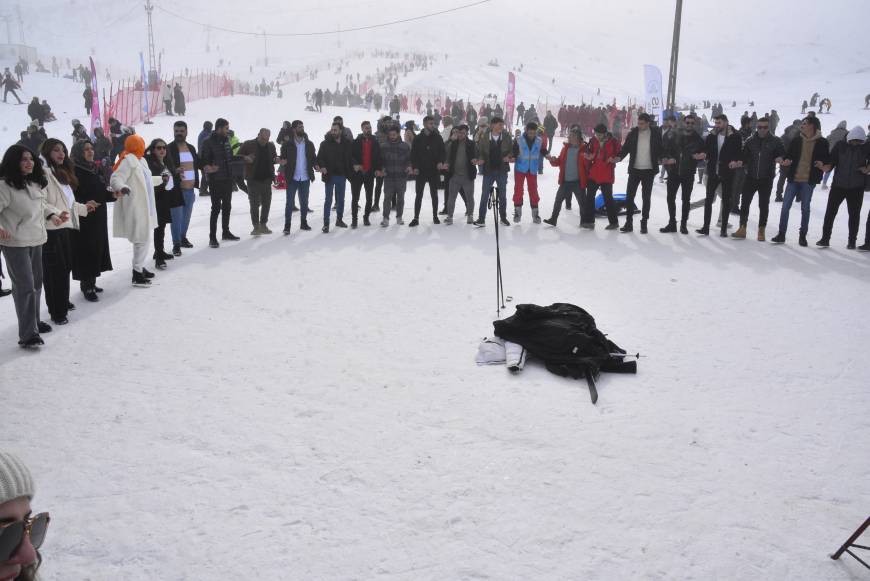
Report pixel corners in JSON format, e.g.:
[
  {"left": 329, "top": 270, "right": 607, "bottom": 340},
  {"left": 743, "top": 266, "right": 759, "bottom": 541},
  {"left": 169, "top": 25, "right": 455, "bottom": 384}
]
[
  {"left": 316, "top": 136, "right": 353, "bottom": 179},
  {"left": 741, "top": 133, "right": 786, "bottom": 180},
  {"left": 410, "top": 129, "right": 445, "bottom": 177},
  {"left": 662, "top": 130, "right": 705, "bottom": 177},
  {"left": 199, "top": 133, "right": 234, "bottom": 182},
  {"left": 829, "top": 141, "right": 870, "bottom": 190}
]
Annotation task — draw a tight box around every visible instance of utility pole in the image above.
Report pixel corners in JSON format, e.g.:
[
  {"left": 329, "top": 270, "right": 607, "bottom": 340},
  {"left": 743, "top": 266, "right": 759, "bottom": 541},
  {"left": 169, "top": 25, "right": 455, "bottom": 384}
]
[
  {"left": 144, "top": 0, "right": 158, "bottom": 86},
  {"left": 15, "top": 4, "right": 23, "bottom": 44},
  {"left": 262, "top": 30, "right": 268, "bottom": 67},
  {"left": 665, "top": 0, "right": 683, "bottom": 115}
]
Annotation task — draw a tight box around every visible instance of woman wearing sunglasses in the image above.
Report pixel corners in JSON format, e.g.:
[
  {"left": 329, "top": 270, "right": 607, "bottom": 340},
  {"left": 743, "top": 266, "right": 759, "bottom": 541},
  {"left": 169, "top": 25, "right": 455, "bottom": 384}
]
[{"left": 0, "top": 452, "right": 49, "bottom": 581}]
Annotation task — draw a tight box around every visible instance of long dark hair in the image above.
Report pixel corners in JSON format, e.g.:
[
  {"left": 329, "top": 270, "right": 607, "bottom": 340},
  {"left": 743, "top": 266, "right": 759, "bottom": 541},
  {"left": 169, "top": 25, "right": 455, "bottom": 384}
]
[
  {"left": 144, "top": 139, "right": 173, "bottom": 174},
  {"left": 40, "top": 138, "right": 79, "bottom": 188},
  {"left": 0, "top": 144, "right": 47, "bottom": 189}
]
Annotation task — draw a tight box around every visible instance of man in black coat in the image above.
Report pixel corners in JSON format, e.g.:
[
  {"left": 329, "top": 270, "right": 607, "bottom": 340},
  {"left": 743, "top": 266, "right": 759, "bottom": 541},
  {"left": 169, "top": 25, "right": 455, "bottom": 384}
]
[
  {"left": 697, "top": 114, "right": 743, "bottom": 236},
  {"left": 659, "top": 114, "right": 706, "bottom": 234},
  {"left": 316, "top": 122, "right": 353, "bottom": 233},
  {"left": 350, "top": 121, "right": 382, "bottom": 228},
  {"left": 200, "top": 117, "right": 238, "bottom": 247},
  {"left": 732, "top": 117, "right": 784, "bottom": 241},
  {"left": 616, "top": 113, "right": 663, "bottom": 233},
  {"left": 409, "top": 115, "right": 445, "bottom": 227},
  {"left": 280, "top": 120, "right": 317, "bottom": 234}
]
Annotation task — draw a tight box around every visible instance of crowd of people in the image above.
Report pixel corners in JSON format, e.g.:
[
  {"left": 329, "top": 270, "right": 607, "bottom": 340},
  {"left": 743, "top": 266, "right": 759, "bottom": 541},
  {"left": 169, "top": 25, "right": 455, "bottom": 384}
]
[{"left": 2, "top": 81, "right": 870, "bottom": 350}]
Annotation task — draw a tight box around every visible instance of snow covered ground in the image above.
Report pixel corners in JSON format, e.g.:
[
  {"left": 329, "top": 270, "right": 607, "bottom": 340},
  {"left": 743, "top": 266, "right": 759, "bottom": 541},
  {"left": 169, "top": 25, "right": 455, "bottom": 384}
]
[{"left": 2, "top": 65, "right": 870, "bottom": 578}]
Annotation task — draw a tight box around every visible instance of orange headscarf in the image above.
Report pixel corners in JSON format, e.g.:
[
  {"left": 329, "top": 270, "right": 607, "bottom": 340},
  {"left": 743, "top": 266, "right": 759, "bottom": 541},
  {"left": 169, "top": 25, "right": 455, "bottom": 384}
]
[{"left": 113, "top": 134, "right": 146, "bottom": 171}]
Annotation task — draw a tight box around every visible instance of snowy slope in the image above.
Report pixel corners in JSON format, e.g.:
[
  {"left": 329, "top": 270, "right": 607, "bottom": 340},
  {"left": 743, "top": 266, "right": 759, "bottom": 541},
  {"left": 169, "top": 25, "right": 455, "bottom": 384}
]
[
  {"left": 1, "top": 77, "right": 870, "bottom": 579},
  {"left": 16, "top": 0, "right": 870, "bottom": 107}
]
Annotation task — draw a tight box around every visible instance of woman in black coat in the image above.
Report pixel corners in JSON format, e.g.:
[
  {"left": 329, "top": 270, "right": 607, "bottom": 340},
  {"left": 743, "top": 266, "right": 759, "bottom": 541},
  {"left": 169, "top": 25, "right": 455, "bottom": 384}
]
[
  {"left": 71, "top": 140, "right": 113, "bottom": 301},
  {"left": 145, "top": 139, "right": 181, "bottom": 270}
]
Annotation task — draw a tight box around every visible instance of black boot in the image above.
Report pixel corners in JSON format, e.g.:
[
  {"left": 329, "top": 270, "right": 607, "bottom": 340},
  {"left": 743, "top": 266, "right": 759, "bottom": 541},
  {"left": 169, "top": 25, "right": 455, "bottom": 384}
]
[
  {"left": 640, "top": 219, "right": 648, "bottom": 234},
  {"left": 132, "top": 270, "right": 152, "bottom": 286},
  {"left": 680, "top": 221, "right": 689, "bottom": 234},
  {"left": 155, "top": 256, "right": 167, "bottom": 270},
  {"left": 620, "top": 221, "right": 633, "bottom": 233},
  {"left": 798, "top": 229, "right": 808, "bottom": 247},
  {"left": 770, "top": 232, "right": 786, "bottom": 244},
  {"left": 172, "top": 243, "right": 182, "bottom": 257},
  {"left": 300, "top": 219, "right": 311, "bottom": 231},
  {"left": 660, "top": 221, "right": 677, "bottom": 233},
  {"left": 543, "top": 217, "right": 557, "bottom": 227}
]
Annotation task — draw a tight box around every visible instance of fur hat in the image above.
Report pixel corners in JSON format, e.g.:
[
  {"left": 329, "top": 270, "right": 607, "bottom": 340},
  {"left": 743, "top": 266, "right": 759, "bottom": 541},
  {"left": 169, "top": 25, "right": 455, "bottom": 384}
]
[{"left": 0, "top": 452, "right": 35, "bottom": 505}]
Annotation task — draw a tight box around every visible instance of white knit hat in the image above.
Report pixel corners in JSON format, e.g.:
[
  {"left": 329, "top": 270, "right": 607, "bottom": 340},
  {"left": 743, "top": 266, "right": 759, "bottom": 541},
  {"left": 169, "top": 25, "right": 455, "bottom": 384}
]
[
  {"left": 846, "top": 126, "right": 866, "bottom": 142},
  {"left": 0, "top": 452, "right": 35, "bottom": 505}
]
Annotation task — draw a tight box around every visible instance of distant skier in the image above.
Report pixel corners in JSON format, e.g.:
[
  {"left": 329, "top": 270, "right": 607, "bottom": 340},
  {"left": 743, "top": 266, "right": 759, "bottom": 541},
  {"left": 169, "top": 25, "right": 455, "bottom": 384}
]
[
  {"left": 83, "top": 85, "right": 93, "bottom": 115},
  {"left": 160, "top": 83, "right": 173, "bottom": 116},
  {"left": 2, "top": 72, "right": 23, "bottom": 104}
]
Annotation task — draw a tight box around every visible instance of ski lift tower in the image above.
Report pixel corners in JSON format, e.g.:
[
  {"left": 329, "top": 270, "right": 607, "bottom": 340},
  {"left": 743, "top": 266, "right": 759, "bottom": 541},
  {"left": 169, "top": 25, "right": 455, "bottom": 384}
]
[
  {"left": 144, "top": 0, "right": 159, "bottom": 88},
  {"left": 665, "top": 0, "right": 683, "bottom": 116}
]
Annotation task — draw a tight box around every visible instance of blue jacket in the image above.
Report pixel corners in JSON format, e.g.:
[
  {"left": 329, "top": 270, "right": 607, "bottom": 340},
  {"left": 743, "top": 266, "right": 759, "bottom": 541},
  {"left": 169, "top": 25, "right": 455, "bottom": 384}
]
[{"left": 514, "top": 136, "right": 542, "bottom": 174}]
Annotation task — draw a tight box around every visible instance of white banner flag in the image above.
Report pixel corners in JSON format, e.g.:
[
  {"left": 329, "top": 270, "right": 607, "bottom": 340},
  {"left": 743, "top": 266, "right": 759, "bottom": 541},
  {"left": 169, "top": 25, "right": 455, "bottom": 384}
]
[{"left": 643, "top": 64, "right": 664, "bottom": 124}]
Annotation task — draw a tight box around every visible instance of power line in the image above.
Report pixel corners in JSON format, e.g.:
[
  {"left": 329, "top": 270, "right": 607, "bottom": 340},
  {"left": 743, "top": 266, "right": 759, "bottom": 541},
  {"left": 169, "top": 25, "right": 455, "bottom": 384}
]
[{"left": 153, "top": 0, "right": 491, "bottom": 37}]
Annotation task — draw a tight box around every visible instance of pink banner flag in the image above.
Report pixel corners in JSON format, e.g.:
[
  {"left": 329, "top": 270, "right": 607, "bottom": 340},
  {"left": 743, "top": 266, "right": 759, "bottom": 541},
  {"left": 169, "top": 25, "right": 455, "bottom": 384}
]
[
  {"left": 89, "top": 57, "right": 102, "bottom": 135},
  {"left": 505, "top": 72, "right": 516, "bottom": 126}
]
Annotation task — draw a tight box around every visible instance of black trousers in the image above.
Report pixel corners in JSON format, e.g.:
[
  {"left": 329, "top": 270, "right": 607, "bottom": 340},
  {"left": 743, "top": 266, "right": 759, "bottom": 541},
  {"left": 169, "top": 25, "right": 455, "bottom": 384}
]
[
  {"left": 776, "top": 168, "right": 788, "bottom": 195},
  {"left": 625, "top": 169, "right": 656, "bottom": 223},
  {"left": 209, "top": 180, "right": 233, "bottom": 238},
  {"left": 666, "top": 174, "right": 695, "bottom": 224},
  {"left": 414, "top": 175, "right": 439, "bottom": 219},
  {"left": 586, "top": 180, "right": 618, "bottom": 225},
  {"left": 821, "top": 186, "right": 864, "bottom": 243},
  {"left": 351, "top": 174, "right": 375, "bottom": 220},
  {"left": 42, "top": 229, "right": 72, "bottom": 322},
  {"left": 703, "top": 172, "right": 733, "bottom": 234},
  {"left": 153, "top": 220, "right": 169, "bottom": 256},
  {"left": 549, "top": 181, "right": 584, "bottom": 223},
  {"left": 740, "top": 176, "right": 774, "bottom": 228}
]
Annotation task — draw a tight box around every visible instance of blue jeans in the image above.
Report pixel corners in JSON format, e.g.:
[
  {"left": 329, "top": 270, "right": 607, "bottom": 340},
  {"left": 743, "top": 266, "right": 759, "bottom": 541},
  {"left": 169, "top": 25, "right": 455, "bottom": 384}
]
[
  {"left": 169, "top": 188, "right": 195, "bottom": 243},
  {"left": 324, "top": 175, "right": 346, "bottom": 226},
  {"left": 778, "top": 181, "right": 815, "bottom": 234},
  {"left": 478, "top": 171, "right": 508, "bottom": 221},
  {"left": 285, "top": 179, "right": 310, "bottom": 228}
]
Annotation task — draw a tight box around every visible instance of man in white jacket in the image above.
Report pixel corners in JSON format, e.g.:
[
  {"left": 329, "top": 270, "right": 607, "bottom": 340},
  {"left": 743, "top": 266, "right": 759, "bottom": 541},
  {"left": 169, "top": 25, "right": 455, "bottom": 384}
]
[{"left": 160, "top": 83, "right": 173, "bottom": 116}]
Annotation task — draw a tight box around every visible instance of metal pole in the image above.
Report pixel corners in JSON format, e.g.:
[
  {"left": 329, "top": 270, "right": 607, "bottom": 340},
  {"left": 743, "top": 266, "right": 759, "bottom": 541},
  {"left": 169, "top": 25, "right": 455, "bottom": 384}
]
[
  {"left": 665, "top": 0, "right": 683, "bottom": 115},
  {"left": 263, "top": 31, "right": 268, "bottom": 67}
]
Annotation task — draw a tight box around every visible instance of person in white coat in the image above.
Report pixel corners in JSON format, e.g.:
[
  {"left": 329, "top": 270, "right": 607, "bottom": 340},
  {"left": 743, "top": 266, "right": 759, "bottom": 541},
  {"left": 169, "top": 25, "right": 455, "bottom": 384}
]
[
  {"left": 110, "top": 134, "right": 159, "bottom": 286},
  {"left": 0, "top": 145, "right": 67, "bottom": 348},
  {"left": 40, "top": 138, "right": 98, "bottom": 324},
  {"left": 160, "top": 83, "right": 173, "bottom": 116}
]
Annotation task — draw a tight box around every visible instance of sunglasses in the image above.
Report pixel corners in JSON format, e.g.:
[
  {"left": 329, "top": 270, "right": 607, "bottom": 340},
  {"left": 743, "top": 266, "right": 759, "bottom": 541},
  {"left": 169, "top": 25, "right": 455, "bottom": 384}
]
[{"left": 0, "top": 513, "right": 50, "bottom": 562}]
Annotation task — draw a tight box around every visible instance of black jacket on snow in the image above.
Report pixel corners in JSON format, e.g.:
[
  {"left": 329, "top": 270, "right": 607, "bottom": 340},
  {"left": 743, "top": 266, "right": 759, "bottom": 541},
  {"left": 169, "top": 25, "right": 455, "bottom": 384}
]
[
  {"left": 410, "top": 129, "right": 445, "bottom": 177},
  {"left": 351, "top": 134, "right": 382, "bottom": 177},
  {"left": 704, "top": 127, "right": 743, "bottom": 177},
  {"left": 783, "top": 134, "right": 830, "bottom": 185},
  {"left": 662, "top": 130, "right": 705, "bottom": 177},
  {"left": 741, "top": 133, "right": 785, "bottom": 180},
  {"left": 828, "top": 141, "right": 870, "bottom": 190},
  {"left": 493, "top": 303, "right": 636, "bottom": 400},
  {"left": 618, "top": 127, "right": 663, "bottom": 172},
  {"left": 199, "top": 133, "right": 234, "bottom": 182},
  {"left": 280, "top": 136, "right": 317, "bottom": 182},
  {"left": 445, "top": 138, "right": 478, "bottom": 180},
  {"left": 316, "top": 136, "right": 353, "bottom": 179}
]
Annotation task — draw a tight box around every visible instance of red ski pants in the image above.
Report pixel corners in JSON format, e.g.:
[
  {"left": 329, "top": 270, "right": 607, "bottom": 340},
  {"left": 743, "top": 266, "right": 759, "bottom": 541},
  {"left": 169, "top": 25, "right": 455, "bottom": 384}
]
[{"left": 513, "top": 172, "right": 539, "bottom": 207}]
